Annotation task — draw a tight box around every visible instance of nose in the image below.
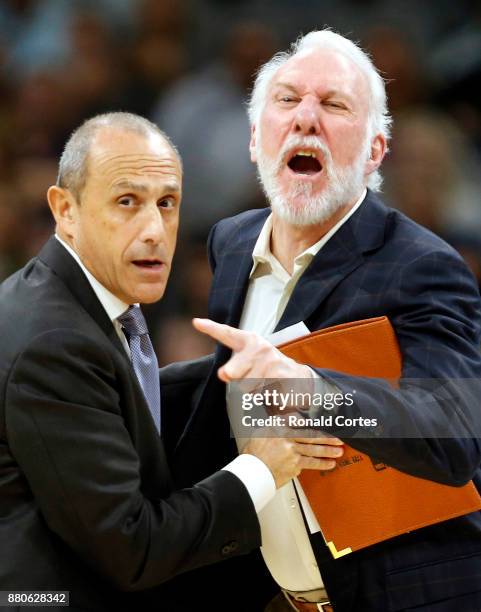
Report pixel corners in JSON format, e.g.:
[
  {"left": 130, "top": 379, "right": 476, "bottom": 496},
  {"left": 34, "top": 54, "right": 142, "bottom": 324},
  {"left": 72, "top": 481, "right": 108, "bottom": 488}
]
[
  {"left": 294, "top": 97, "right": 321, "bottom": 136},
  {"left": 139, "top": 204, "right": 166, "bottom": 244}
]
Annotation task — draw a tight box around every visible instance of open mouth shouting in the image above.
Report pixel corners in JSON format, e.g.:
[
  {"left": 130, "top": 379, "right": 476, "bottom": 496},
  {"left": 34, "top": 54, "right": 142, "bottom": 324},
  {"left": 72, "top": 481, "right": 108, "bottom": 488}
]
[{"left": 287, "top": 149, "right": 323, "bottom": 177}]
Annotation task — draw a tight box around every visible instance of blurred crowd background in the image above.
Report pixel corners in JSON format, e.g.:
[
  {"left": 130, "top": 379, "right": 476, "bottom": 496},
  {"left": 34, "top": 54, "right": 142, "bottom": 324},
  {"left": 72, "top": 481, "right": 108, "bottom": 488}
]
[{"left": 1, "top": 0, "right": 481, "bottom": 364}]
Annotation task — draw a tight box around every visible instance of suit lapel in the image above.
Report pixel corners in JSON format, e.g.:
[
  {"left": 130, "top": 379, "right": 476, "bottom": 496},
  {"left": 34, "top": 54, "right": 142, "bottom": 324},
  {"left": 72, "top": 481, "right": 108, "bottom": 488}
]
[
  {"left": 212, "top": 240, "right": 258, "bottom": 328},
  {"left": 37, "top": 237, "right": 128, "bottom": 359},
  {"left": 208, "top": 210, "right": 269, "bottom": 362},
  {"left": 275, "top": 221, "right": 363, "bottom": 330},
  {"left": 276, "top": 192, "right": 389, "bottom": 330}
]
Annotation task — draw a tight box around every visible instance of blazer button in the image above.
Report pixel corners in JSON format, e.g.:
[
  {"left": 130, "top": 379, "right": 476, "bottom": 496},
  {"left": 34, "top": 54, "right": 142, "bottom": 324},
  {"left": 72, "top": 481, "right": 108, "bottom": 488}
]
[{"left": 221, "top": 540, "right": 238, "bottom": 555}]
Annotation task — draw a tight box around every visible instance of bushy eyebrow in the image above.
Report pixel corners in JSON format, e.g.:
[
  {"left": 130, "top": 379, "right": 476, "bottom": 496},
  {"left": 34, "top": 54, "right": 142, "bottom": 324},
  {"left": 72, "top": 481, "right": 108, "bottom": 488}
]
[
  {"left": 272, "top": 82, "right": 354, "bottom": 105},
  {"left": 272, "top": 82, "right": 299, "bottom": 95},
  {"left": 163, "top": 182, "right": 181, "bottom": 194}
]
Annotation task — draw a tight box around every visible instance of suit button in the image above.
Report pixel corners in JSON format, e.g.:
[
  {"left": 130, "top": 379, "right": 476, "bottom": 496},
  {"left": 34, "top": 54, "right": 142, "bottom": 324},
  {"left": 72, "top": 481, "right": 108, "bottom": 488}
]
[{"left": 221, "top": 540, "right": 238, "bottom": 555}]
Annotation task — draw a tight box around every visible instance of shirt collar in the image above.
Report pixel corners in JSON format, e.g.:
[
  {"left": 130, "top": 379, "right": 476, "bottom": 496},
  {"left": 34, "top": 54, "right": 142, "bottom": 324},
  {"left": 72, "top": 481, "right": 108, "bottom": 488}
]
[
  {"left": 249, "top": 188, "right": 367, "bottom": 278},
  {"left": 55, "top": 234, "right": 130, "bottom": 321}
]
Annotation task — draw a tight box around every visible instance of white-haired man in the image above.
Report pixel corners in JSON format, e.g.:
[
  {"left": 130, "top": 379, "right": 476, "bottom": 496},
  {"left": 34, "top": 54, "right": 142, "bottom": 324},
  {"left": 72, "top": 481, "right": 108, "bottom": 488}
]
[{"left": 170, "top": 31, "right": 481, "bottom": 611}]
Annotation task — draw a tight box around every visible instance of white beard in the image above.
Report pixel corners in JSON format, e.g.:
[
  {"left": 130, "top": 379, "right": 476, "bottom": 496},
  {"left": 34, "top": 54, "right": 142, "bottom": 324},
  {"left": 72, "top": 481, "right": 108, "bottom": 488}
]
[{"left": 256, "top": 133, "right": 369, "bottom": 226}]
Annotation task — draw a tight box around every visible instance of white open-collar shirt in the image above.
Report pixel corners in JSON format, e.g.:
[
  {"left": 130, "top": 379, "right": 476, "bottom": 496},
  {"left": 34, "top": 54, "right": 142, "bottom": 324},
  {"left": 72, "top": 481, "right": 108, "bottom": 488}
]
[{"left": 231, "top": 190, "right": 366, "bottom": 591}]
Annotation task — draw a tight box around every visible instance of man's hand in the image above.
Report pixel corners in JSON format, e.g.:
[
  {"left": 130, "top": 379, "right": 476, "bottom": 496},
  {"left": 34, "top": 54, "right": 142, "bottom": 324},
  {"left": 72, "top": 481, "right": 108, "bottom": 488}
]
[
  {"left": 243, "top": 436, "right": 344, "bottom": 489},
  {"left": 193, "top": 318, "right": 312, "bottom": 382},
  {"left": 192, "top": 319, "right": 344, "bottom": 487}
]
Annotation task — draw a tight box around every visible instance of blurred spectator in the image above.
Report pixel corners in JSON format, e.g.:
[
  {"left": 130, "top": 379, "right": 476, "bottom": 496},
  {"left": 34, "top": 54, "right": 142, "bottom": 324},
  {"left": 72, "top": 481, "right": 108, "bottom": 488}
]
[
  {"left": 62, "top": 11, "right": 123, "bottom": 120},
  {"left": 1, "top": 0, "right": 481, "bottom": 362},
  {"left": 383, "top": 108, "right": 481, "bottom": 282},
  {"left": 168, "top": 238, "right": 213, "bottom": 317},
  {"left": 364, "top": 26, "right": 428, "bottom": 113},
  {"left": 137, "top": 0, "right": 188, "bottom": 37},
  {"left": 146, "top": 237, "right": 214, "bottom": 362},
  {"left": 0, "top": 0, "right": 70, "bottom": 79},
  {"left": 155, "top": 316, "right": 214, "bottom": 366},
  {"left": 152, "top": 21, "right": 278, "bottom": 238},
  {"left": 430, "top": 5, "right": 481, "bottom": 154},
  {"left": 11, "top": 70, "right": 72, "bottom": 157},
  {"left": 0, "top": 0, "right": 136, "bottom": 80},
  {"left": 384, "top": 109, "right": 481, "bottom": 236},
  {"left": 12, "top": 156, "right": 56, "bottom": 258},
  {"left": 119, "top": 0, "right": 189, "bottom": 116},
  {"left": 0, "top": 192, "right": 23, "bottom": 279}
]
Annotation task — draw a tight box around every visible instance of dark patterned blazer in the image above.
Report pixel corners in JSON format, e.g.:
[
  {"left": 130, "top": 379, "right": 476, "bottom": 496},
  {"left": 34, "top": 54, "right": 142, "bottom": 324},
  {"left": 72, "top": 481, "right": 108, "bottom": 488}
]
[
  {"left": 168, "top": 191, "right": 481, "bottom": 612},
  {"left": 0, "top": 237, "right": 262, "bottom": 612}
]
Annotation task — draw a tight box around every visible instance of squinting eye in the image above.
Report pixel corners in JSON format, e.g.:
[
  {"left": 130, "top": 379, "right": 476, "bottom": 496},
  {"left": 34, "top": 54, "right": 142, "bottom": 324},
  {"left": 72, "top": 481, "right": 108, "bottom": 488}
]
[{"left": 325, "top": 101, "right": 345, "bottom": 109}]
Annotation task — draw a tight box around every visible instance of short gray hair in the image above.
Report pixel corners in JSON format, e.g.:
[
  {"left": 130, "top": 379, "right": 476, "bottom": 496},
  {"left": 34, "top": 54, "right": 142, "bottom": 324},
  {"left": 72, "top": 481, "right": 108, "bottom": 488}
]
[
  {"left": 57, "top": 112, "right": 181, "bottom": 200},
  {"left": 248, "top": 30, "right": 392, "bottom": 191}
]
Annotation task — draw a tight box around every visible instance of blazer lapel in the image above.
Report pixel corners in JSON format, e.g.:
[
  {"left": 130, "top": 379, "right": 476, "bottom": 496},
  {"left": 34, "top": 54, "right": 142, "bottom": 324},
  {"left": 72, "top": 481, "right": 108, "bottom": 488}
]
[
  {"left": 208, "top": 210, "right": 269, "bottom": 363},
  {"left": 210, "top": 240, "right": 257, "bottom": 328},
  {"left": 275, "top": 223, "right": 362, "bottom": 330},
  {"left": 275, "top": 191, "right": 390, "bottom": 331},
  {"left": 37, "top": 237, "right": 128, "bottom": 359}
]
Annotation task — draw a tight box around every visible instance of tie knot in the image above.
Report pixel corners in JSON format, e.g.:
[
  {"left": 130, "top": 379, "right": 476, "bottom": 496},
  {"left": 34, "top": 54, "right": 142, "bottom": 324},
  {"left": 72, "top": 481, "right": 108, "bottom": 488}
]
[{"left": 118, "top": 306, "right": 148, "bottom": 337}]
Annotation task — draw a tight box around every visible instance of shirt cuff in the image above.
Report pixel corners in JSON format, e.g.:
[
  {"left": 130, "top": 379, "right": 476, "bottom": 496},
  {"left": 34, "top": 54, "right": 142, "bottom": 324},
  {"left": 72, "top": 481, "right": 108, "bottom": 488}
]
[
  {"left": 305, "top": 369, "right": 342, "bottom": 416},
  {"left": 222, "top": 454, "right": 276, "bottom": 513}
]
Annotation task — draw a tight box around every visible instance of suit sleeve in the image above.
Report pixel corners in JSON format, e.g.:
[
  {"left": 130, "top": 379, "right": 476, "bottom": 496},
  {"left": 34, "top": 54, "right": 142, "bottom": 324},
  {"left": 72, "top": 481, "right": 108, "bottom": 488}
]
[
  {"left": 160, "top": 355, "right": 214, "bottom": 459},
  {"left": 311, "top": 249, "right": 481, "bottom": 486},
  {"left": 5, "top": 329, "right": 260, "bottom": 591}
]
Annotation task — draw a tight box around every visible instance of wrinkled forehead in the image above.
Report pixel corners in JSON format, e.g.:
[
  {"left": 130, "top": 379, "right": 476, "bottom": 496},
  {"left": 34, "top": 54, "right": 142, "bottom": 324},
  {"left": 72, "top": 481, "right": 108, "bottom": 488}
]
[
  {"left": 269, "top": 47, "right": 370, "bottom": 104},
  {"left": 87, "top": 128, "right": 182, "bottom": 186}
]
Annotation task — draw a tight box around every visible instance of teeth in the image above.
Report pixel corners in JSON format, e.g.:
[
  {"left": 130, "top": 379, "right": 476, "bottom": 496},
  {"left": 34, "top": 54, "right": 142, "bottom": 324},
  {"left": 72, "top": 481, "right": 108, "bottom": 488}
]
[{"left": 296, "top": 150, "right": 317, "bottom": 158}]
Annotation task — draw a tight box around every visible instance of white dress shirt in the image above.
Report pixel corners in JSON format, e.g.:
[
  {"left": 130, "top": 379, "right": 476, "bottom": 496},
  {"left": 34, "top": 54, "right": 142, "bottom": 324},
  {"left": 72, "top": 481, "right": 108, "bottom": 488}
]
[
  {"left": 229, "top": 190, "right": 366, "bottom": 590},
  {"left": 54, "top": 235, "right": 275, "bottom": 513}
]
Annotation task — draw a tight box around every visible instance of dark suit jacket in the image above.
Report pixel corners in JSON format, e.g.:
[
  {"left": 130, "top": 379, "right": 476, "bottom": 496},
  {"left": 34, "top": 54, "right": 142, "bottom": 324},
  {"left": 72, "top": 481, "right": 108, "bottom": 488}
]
[
  {"left": 0, "top": 237, "right": 262, "bottom": 611},
  {"left": 168, "top": 191, "right": 481, "bottom": 612}
]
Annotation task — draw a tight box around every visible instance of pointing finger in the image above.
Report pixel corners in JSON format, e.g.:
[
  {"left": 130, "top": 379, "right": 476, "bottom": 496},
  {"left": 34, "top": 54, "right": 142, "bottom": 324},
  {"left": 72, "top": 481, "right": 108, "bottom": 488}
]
[{"left": 192, "top": 318, "right": 246, "bottom": 352}]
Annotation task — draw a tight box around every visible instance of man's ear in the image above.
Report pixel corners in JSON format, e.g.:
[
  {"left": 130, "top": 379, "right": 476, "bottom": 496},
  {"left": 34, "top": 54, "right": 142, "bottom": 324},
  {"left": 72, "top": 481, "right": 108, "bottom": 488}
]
[
  {"left": 365, "top": 134, "right": 386, "bottom": 176},
  {"left": 249, "top": 124, "right": 257, "bottom": 163},
  {"left": 47, "top": 186, "right": 78, "bottom": 238}
]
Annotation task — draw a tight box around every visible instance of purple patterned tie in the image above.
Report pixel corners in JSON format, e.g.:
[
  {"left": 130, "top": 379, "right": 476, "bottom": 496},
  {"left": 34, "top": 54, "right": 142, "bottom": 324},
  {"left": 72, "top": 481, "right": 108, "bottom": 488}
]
[{"left": 118, "top": 306, "right": 161, "bottom": 433}]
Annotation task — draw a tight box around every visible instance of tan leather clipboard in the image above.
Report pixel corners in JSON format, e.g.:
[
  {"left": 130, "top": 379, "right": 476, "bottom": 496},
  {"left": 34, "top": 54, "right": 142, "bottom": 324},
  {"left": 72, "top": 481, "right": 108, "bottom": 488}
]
[{"left": 278, "top": 317, "right": 481, "bottom": 558}]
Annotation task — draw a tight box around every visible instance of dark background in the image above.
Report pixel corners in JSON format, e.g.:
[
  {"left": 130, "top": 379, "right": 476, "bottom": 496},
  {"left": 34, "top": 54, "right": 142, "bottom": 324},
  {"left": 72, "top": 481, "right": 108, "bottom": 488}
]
[{"left": 1, "top": 0, "right": 481, "bottom": 363}]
